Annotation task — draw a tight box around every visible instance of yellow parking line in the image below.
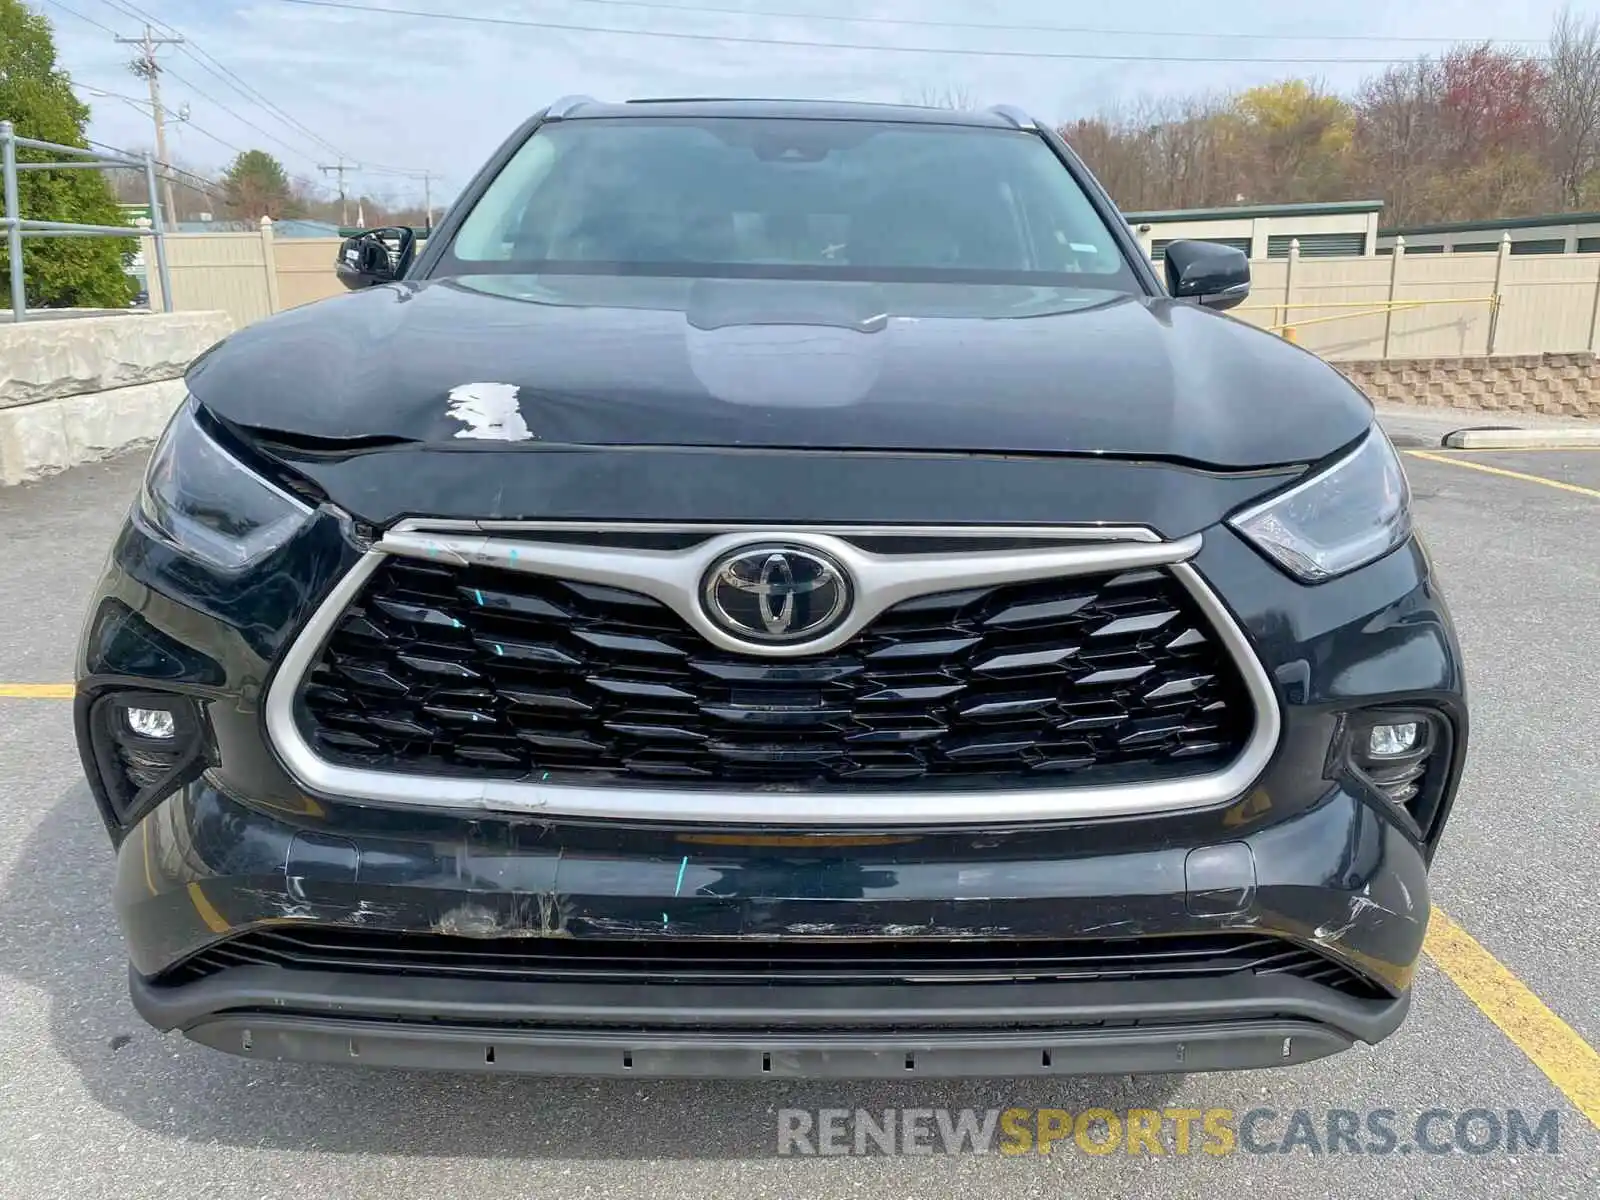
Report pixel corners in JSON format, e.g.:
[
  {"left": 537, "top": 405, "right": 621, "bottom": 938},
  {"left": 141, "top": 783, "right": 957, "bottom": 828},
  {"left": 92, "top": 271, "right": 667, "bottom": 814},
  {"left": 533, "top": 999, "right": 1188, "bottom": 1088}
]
[
  {"left": 1406, "top": 450, "right": 1600, "bottom": 499},
  {"left": 1426, "top": 906, "right": 1600, "bottom": 1130},
  {"left": 0, "top": 684, "right": 74, "bottom": 699}
]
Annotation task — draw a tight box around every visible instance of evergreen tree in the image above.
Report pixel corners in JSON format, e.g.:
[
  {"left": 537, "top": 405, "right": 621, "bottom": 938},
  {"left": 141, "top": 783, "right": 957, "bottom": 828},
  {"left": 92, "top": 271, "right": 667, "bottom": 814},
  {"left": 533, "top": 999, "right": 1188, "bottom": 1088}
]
[{"left": 0, "top": 0, "right": 137, "bottom": 310}]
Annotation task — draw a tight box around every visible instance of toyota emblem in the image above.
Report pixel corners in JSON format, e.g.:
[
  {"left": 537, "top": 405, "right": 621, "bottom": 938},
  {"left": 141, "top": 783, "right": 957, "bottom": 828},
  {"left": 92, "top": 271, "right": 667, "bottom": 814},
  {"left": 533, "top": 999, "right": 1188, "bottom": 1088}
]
[{"left": 701, "top": 545, "right": 852, "bottom": 645}]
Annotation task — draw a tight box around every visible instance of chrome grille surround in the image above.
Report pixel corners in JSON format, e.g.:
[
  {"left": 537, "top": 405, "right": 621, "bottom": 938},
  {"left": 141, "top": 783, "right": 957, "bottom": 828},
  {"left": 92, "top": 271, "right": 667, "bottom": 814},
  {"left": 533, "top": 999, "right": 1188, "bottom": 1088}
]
[{"left": 264, "top": 522, "right": 1280, "bottom": 825}]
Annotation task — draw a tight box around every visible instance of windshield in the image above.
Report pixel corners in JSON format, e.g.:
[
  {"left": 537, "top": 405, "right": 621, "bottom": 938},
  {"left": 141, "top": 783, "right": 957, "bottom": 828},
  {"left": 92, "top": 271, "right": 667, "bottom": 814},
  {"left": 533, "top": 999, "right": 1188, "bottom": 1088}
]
[{"left": 443, "top": 117, "right": 1141, "bottom": 290}]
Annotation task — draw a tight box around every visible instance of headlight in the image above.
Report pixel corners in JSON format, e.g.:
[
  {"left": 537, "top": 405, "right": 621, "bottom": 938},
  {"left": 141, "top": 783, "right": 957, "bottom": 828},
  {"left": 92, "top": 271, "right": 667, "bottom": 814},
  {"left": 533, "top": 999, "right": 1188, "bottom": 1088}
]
[
  {"left": 135, "top": 399, "right": 313, "bottom": 570},
  {"left": 1229, "top": 428, "right": 1412, "bottom": 582}
]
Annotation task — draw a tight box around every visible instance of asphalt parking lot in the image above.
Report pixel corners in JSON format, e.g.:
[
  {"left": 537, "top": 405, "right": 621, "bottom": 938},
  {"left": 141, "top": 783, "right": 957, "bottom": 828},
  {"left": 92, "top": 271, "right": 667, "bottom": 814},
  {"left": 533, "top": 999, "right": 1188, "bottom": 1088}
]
[{"left": 1, "top": 428, "right": 1597, "bottom": 1199}]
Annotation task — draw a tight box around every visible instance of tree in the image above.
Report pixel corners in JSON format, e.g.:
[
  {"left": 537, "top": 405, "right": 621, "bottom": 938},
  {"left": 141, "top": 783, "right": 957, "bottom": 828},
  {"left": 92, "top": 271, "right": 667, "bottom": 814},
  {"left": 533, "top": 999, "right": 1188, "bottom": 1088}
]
[
  {"left": 1433, "top": 44, "right": 1548, "bottom": 164},
  {"left": 1351, "top": 59, "right": 1443, "bottom": 226},
  {"left": 1234, "top": 81, "right": 1354, "bottom": 202},
  {"left": 1546, "top": 7, "right": 1600, "bottom": 208},
  {"left": 110, "top": 154, "right": 222, "bottom": 221},
  {"left": 1350, "top": 45, "right": 1558, "bottom": 224},
  {"left": 1060, "top": 94, "right": 1245, "bottom": 212},
  {"left": 221, "top": 150, "right": 302, "bottom": 220},
  {"left": 1060, "top": 19, "right": 1593, "bottom": 228},
  {"left": 908, "top": 84, "right": 980, "bottom": 111},
  {"left": 0, "top": 0, "right": 136, "bottom": 309}
]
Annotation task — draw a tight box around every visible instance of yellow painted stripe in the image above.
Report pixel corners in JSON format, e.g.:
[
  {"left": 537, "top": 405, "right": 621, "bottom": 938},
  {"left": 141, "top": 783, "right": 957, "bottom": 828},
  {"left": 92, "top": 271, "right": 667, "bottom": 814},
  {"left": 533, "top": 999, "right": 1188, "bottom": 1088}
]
[
  {"left": 0, "top": 684, "right": 74, "bottom": 699},
  {"left": 142, "top": 821, "right": 158, "bottom": 898},
  {"left": 1426, "top": 906, "right": 1600, "bottom": 1130},
  {"left": 1406, "top": 450, "right": 1600, "bottom": 499},
  {"left": 186, "top": 882, "right": 230, "bottom": 935}
]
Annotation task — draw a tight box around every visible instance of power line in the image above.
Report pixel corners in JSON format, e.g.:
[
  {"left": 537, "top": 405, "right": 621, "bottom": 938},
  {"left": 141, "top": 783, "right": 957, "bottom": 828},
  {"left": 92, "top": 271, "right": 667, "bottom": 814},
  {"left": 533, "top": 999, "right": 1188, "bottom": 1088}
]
[
  {"left": 99, "top": 0, "right": 353, "bottom": 160},
  {"left": 473, "top": 0, "right": 1543, "bottom": 46},
  {"left": 96, "top": 0, "right": 154, "bottom": 25},
  {"left": 40, "top": 0, "right": 117, "bottom": 36},
  {"left": 79, "top": 133, "right": 222, "bottom": 194},
  {"left": 159, "top": 64, "right": 429, "bottom": 181},
  {"left": 174, "top": 45, "right": 348, "bottom": 159},
  {"left": 166, "top": 117, "right": 247, "bottom": 158},
  {"left": 96, "top": 0, "right": 175, "bottom": 33},
  {"left": 75, "top": 81, "right": 154, "bottom": 107},
  {"left": 161, "top": 64, "right": 328, "bottom": 164},
  {"left": 75, "top": 85, "right": 249, "bottom": 161},
  {"left": 318, "top": 157, "right": 361, "bottom": 225},
  {"left": 102, "top": 17, "right": 419, "bottom": 179},
  {"left": 114, "top": 23, "right": 183, "bottom": 224},
  {"left": 264, "top": 0, "right": 1537, "bottom": 64},
  {"left": 96, "top": 0, "right": 432, "bottom": 178}
]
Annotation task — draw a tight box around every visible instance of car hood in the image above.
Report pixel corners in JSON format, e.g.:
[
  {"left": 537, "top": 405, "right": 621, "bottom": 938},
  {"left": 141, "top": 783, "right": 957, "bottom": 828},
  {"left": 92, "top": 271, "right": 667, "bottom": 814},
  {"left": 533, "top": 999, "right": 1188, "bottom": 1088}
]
[{"left": 188, "top": 273, "right": 1371, "bottom": 469}]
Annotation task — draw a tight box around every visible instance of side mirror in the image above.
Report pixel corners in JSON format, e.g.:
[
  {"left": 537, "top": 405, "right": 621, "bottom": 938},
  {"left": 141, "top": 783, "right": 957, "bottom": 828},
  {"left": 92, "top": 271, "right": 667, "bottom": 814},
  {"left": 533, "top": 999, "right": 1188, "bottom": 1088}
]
[
  {"left": 1163, "top": 240, "right": 1251, "bottom": 311},
  {"left": 336, "top": 227, "right": 416, "bottom": 291}
]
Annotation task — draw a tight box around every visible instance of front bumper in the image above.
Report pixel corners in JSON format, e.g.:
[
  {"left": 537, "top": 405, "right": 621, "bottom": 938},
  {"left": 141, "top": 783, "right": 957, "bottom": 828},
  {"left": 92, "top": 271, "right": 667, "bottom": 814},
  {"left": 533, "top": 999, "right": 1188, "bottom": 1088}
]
[{"left": 118, "top": 772, "right": 1425, "bottom": 1077}]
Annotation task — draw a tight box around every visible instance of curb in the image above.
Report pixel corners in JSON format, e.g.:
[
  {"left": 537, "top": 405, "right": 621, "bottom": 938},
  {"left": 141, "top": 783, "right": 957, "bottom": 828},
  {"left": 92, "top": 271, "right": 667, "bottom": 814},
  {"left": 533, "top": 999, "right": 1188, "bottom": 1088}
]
[{"left": 1441, "top": 427, "right": 1600, "bottom": 449}]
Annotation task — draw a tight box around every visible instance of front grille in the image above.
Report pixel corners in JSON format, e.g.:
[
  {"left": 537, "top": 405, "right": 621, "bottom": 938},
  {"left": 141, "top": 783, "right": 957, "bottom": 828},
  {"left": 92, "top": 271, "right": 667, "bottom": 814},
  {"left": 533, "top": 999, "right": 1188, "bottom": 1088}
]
[
  {"left": 295, "top": 555, "right": 1253, "bottom": 789},
  {"left": 169, "top": 929, "right": 1384, "bottom": 999}
]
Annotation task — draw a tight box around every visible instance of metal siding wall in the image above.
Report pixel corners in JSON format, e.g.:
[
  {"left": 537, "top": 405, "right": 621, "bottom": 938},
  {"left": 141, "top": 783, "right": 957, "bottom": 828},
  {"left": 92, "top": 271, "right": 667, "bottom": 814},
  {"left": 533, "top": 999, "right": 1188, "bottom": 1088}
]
[
  {"left": 1265, "top": 232, "right": 1366, "bottom": 259},
  {"left": 1510, "top": 238, "right": 1568, "bottom": 255},
  {"left": 1149, "top": 236, "right": 1251, "bottom": 261}
]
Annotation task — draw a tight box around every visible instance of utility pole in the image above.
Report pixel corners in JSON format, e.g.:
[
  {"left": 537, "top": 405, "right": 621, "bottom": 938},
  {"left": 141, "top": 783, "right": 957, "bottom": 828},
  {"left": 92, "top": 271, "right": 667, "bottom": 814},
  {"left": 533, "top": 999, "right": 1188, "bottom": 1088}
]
[
  {"left": 420, "top": 171, "right": 434, "bottom": 230},
  {"left": 116, "top": 25, "right": 183, "bottom": 225},
  {"left": 319, "top": 159, "right": 361, "bottom": 227}
]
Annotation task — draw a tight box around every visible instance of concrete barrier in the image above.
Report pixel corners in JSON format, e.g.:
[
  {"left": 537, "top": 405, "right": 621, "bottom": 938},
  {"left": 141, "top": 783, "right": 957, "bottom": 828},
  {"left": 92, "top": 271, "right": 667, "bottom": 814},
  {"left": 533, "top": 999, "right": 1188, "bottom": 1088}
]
[{"left": 0, "top": 310, "right": 232, "bottom": 486}]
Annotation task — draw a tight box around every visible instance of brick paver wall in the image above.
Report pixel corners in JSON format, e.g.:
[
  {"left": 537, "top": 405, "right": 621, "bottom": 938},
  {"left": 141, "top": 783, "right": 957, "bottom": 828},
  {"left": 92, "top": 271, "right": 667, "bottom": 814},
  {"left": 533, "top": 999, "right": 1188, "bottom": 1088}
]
[{"left": 1335, "top": 353, "right": 1600, "bottom": 419}]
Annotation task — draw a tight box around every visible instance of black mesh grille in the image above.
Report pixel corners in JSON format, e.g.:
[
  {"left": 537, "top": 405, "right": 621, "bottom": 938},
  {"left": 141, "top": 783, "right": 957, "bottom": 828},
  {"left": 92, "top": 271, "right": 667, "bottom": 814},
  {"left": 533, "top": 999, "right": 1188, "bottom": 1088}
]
[
  {"left": 295, "top": 556, "right": 1254, "bottom": 789},
  {"left": 169, "top": 928, "right": 1384, "bottom": 999}
]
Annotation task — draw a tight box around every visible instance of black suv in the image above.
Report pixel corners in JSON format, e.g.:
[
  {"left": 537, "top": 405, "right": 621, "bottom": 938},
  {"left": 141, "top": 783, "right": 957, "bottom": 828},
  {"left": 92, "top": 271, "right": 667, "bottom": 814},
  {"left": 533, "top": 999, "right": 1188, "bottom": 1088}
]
[{"left": 76, "top": 98, "right": 1466, "bottom": 1078}]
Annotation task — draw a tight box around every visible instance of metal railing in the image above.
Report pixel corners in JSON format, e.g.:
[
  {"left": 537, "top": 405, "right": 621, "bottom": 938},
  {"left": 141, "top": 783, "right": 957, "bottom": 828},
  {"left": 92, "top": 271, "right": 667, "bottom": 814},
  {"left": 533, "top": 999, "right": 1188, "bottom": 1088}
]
[{"left": 0, "top": 119, "right": 172, "bottom": 322}]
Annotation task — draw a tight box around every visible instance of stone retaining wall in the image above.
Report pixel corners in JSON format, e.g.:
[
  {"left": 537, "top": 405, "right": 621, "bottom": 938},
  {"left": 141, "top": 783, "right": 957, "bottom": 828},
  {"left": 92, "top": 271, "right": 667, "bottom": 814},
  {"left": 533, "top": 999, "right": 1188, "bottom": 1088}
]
[
  {"left": 0, "top": 311, "right": 232, "bottom": 486},
  {"left": 1335, "top": 353, "right": 1600, "bottom": 419}
]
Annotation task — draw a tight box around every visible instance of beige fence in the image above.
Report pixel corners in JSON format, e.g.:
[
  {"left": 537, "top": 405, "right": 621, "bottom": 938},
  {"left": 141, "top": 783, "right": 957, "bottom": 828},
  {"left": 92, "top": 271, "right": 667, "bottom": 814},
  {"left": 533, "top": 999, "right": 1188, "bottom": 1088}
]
[
  {"left": 150, "top": 225, "right": 1600, "bottom": 363},
  {"left": 1231, "top": 236, "right": 1600, "bottom": 360},
  {"left": 147, "top": 219, "right": 344, "bottom": 328}
]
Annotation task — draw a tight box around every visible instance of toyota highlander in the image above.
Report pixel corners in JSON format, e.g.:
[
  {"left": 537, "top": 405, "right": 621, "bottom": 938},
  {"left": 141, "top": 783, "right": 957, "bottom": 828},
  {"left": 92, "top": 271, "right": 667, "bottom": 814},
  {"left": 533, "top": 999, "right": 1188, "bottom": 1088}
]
[{"left": 75, "top": 97, "right": 1467, "bottom": 1078}]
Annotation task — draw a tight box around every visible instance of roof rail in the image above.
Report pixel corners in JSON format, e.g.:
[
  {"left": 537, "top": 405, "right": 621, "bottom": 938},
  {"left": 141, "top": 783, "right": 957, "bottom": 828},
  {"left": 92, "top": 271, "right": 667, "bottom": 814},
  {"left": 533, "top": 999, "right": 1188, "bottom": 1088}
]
[
  {"left": 987, "top": 104, "right": 1037, "bottom": 131},
  {"left": 545, "top": 95, "right": 598, "bottom": 119}
]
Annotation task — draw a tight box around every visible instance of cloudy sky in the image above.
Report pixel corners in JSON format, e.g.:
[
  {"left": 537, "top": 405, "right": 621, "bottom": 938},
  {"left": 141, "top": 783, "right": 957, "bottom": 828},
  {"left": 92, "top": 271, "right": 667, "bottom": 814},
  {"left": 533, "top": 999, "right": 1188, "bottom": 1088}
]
[{"left": 36, "top": 0, "right": 1574, "bottom": 207}]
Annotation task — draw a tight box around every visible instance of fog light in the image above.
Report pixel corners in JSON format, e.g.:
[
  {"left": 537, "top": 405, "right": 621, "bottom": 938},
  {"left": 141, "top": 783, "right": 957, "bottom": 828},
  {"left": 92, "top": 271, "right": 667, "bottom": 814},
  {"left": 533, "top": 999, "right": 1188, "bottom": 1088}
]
[
  {"left": 126, "top": 706, "right": 177, "bottom": 740},
  {"left": 87, "top": 691, "right": 208, "bottom": 839},
  {"left": 1368, "top": 721, "right": 1420, "bottom": 758}
]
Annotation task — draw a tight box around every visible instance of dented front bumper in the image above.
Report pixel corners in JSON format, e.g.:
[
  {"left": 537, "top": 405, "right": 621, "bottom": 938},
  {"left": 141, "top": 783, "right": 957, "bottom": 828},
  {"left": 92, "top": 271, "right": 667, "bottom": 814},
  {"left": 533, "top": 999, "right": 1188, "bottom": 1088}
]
[{"left": 117, "top": 771, "right": 1425, "bottom": 1076}]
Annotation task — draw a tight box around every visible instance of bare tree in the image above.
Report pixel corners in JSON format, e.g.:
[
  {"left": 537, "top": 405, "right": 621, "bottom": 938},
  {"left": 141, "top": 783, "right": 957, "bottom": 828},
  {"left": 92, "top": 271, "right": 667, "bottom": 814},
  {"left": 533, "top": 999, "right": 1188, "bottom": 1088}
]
[
  {"left": 1547, "top": 6, "right": 1600, "bottom": 207},
  {"left": 1352, "top": 59, "right": 1440, "bottom": 226},
  {"left": 908, "top": 84, "right": 980, "bottom": 111},
  {"left": 1064, "top": 10, "right": 1600, "bottom": 225},
  {"left": 104, "top": 150, "right": 222, "bottom": 222},
  {"left": 1068, "top": 94, "right": 1245, "bottom": 211}
]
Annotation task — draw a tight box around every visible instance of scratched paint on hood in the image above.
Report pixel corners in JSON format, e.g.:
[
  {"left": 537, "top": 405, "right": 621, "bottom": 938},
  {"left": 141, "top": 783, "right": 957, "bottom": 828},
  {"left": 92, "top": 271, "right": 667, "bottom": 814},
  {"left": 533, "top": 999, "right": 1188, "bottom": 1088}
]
[{"left": 446, "top": 382, "right": 534, "bottom": 441}]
